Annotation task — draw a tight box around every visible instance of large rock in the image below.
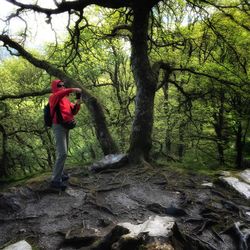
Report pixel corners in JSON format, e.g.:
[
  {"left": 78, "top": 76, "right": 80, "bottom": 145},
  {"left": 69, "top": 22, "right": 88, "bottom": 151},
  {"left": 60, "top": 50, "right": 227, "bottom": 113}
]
[
  {"left": 219, "top": 176, "right": 250, "bottom": 200},
  {"left": 89, "top": 154, "right": 128, "bottom": 173},
  {"left": 118, "top": 215, "right": 175, "bottom": 238},
  {"left": 239, "top": 169, "right": 250, "bottom": 184},
  {"left": 3, "top": 240, "right": 32, "bottom": 250},
  {"left": 92, "top": 215, "right": 176, "bottom": 250}
]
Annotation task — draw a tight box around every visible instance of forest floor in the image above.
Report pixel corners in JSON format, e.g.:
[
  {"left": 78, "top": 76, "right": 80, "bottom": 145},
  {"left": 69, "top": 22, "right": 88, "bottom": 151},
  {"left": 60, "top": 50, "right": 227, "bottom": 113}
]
[{"left": 0, "top": 162, "right": 249, "bottom": 250}]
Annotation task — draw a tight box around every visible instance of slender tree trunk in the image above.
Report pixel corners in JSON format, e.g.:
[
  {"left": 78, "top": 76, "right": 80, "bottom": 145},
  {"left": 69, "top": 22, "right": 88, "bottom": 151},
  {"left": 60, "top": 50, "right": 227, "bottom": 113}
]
[
  {"left": 162, "top": 75, "right": 171, "bottom": 154},
  {"left": 40, "top": 130, "right": 55, "bottom": 169},
  {"left": 213, "top": 91, "right": 225, "bottom": 165},
  {"left": 0, "top": 124, "right": 8, "bottom": 177},
  {"left": 178, "top": 122, "right": 185, "bottom": 160},
  {"left": 234, "top": 96, "right": 243, "bottom": 168},
  {"left": 235, "top": 121, "right": 243, "bottom": 169},
  {"left": 128, "top": 5, "right": 157, "bottom": 163}
]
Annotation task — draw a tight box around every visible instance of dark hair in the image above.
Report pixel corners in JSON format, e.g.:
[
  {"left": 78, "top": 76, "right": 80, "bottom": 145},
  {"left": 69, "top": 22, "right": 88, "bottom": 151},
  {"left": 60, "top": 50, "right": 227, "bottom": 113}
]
[{"left": 57, "top": 82, "right": 65, "bottom": 87}]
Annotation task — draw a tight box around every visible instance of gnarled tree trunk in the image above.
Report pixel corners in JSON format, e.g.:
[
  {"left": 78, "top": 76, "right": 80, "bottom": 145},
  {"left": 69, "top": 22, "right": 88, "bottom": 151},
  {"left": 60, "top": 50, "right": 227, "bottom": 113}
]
[{"left": 128, "top": 5, "right": 157, "bottom": 163}]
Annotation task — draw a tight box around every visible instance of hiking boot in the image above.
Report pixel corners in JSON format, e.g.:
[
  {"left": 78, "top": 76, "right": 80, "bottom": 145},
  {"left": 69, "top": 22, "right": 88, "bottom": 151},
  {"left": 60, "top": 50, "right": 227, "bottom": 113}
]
[
  {"left": 50, "top": 181, "right": 67, "bottom": 191},
  {"left": 62, "top": 173, "right": 70, "bottom": 182}
]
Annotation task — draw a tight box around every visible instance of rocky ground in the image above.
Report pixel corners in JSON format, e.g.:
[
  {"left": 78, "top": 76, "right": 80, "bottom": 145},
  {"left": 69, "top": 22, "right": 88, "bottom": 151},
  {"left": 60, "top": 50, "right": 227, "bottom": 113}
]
[{"left": 0, "top": 161, "right": 249, "bottom": 250}]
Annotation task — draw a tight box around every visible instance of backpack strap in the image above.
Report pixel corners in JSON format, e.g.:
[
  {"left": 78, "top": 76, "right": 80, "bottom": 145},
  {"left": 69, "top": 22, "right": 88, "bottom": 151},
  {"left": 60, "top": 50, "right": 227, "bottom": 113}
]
[{"left": 55, "top": 102, "right": 64, "bottom": 123}]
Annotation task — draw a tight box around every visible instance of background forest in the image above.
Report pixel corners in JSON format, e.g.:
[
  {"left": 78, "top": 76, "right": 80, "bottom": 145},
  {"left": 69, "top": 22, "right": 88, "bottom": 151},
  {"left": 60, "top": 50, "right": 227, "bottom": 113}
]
[{"left": 0, "top": 0, "right": 249, "bottom": 179}]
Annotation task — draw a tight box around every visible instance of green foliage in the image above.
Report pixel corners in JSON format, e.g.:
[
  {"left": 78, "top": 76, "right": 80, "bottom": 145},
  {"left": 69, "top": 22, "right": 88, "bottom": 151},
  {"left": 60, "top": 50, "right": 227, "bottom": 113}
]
[
  {"left": 151, "top": 3, "right": 250, "bottom": 169},
  {"left": 0, "top": 2, "right": 249, "bottom": 179}
]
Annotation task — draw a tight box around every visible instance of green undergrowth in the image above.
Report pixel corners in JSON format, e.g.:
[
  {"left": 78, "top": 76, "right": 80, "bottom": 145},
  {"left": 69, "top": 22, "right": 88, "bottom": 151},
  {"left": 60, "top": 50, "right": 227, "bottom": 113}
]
[
  {"left": 0, "top": 164, "right": 89, "bottom": 191},
  {"left": 0, "top": 171, "right": 49, "bottom": 192},
  {"left": 154, "top": 157, "right": 236, "bottom": 179}
]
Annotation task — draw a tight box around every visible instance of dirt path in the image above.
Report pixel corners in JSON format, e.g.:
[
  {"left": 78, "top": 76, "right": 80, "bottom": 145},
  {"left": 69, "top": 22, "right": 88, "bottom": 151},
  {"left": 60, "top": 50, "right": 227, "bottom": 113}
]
[{"left": 0, "top": 164, "right": 249, "bottom": 249}]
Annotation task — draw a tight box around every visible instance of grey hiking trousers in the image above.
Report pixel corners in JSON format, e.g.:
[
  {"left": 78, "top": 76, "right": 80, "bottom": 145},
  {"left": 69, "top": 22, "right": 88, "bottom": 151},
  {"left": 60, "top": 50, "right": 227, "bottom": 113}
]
[{"left": 51, "top": 124, "right": 69, "bottom": 182}]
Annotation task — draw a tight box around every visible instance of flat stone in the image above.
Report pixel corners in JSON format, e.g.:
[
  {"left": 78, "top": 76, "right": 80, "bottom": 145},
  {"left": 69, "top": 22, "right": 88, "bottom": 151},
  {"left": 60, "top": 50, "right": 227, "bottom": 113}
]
[
  {"left": 239, "top": 169, "right": 250, "bottom": 184},
  {"left": 202, "top": 182, "right": 213, "bottom": 187},
  {"left": 3, "top": 240, "right": 32, "bottom": 250},
  {"left": 118, "top": 215, "right": 175, "bottom": 238},
  {"left": 220, "top": 176, "right": 250, "bottom": 200}
]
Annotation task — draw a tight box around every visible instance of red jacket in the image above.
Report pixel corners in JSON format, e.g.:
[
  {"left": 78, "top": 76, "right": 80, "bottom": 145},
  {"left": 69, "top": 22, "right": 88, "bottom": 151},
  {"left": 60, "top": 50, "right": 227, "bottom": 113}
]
[{"left": 49, "top": 79, "right": 80, "bottom": 124}]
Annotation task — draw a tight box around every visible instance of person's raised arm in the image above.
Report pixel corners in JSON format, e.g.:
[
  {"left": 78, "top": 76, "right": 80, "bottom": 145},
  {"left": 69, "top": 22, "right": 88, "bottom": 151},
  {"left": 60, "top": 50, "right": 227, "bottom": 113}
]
[{"left": 71, "top": 88, "right": 82, "bottom": 114}]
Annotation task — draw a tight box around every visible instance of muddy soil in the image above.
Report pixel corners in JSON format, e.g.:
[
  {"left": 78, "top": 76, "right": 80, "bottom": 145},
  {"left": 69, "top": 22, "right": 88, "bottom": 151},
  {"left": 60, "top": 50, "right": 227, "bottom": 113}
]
[{"left": 0, "top": 164, "right": 249, "bottom": 250}]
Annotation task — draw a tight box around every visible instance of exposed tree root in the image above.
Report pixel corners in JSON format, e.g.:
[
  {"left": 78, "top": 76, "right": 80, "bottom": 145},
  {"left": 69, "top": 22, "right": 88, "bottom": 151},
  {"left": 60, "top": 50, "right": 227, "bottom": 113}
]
[{"left": 222, "top": 222, "right": 250, "bottom": 250}]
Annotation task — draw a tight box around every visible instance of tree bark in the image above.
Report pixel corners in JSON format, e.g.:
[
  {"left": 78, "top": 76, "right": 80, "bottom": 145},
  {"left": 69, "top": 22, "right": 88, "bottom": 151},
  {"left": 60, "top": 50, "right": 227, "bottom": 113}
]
[
  {"left": 178, "top": 122, "right": 185, "bottom": 160},
  {"left": 128, "top": 5, "right": 157, "bottom": 163},
  {"left": 213, "top": 91, "right": 226, "bottom": 166},
  {"left": 0, "top": 35, "right": 118, "bottom": 155},
  {"left": 162, "top": 73, "right": 171, "bottom": 154},
  {"left": 235, "top": 121, "right": 243, "bottom": 169},
  {"left": 0, "top": 124, "right": 8, "bottom": 177},
  {"left": 85, "top": 95, "right": 119, "bottom": 155}
]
